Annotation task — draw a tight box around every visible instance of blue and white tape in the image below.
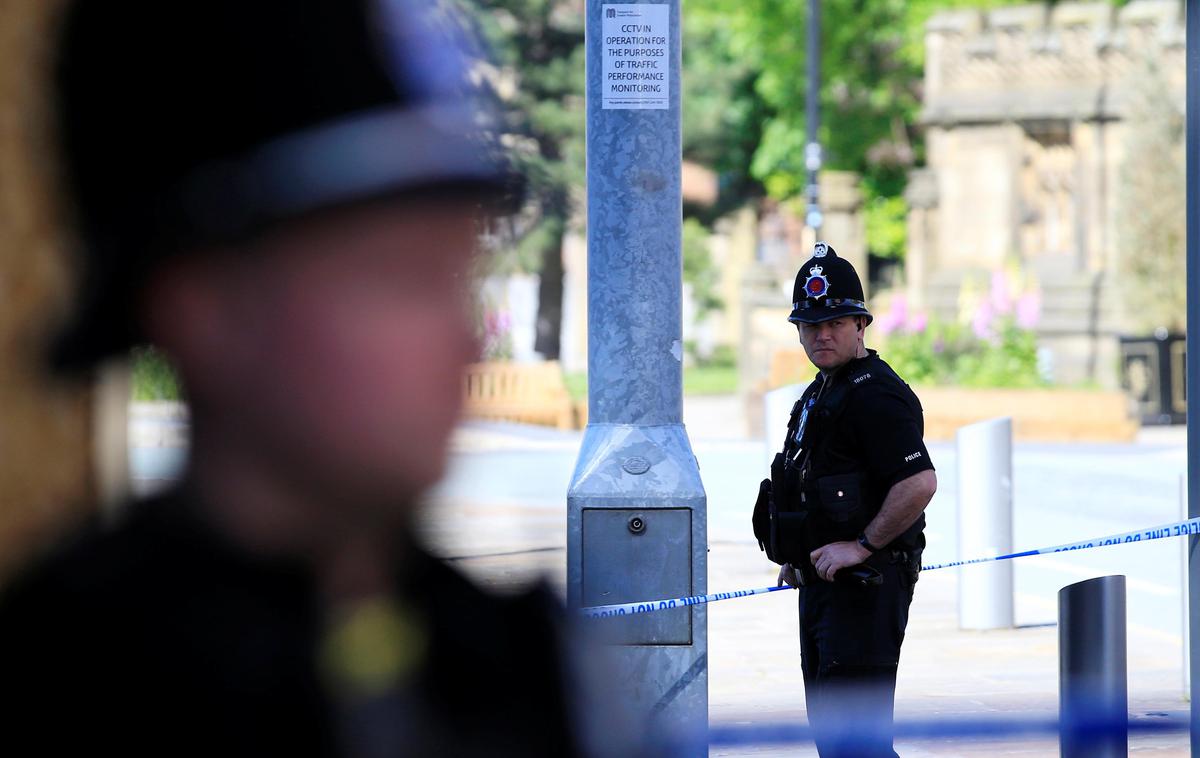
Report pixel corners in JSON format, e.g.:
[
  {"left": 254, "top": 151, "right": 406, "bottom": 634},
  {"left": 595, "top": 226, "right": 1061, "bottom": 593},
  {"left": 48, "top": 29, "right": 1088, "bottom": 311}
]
[
  {"left": 580, "top": 516, "right": 1200, "bottom": 619},
  {"left": 581, "top": 585, "right": 791, "bottom": 619},
  {"left": 922, "top": 515, "right": 1200, "bottom": 570}
]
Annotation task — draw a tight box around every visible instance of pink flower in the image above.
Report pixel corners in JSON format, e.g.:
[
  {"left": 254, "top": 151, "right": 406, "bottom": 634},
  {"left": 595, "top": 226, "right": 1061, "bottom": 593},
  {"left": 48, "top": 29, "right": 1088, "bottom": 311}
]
[
  {"left": 990, "top": 270, "right": 1012, "bottom": 315},
  {"left": 876, "top": 294, "right": 907, "bottom": 336},
  {"left": 906, "top": 312, "right": 928, "bottom": 334},
  {"left": 1016, "top": 291, "right": 1041, "bottom": 329},
  {"left": 972, "top": 300, "right": 996, "bottom": 341}
]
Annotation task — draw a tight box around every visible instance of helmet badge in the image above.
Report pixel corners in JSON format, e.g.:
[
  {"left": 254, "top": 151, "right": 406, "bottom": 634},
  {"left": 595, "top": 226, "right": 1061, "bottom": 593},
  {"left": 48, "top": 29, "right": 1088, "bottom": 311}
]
[
  {"left": 804, "top": 264, "right": 829, "bottom": 300},
  {"left": 813, "top": 242, "right": 829, "bottom": 258}
]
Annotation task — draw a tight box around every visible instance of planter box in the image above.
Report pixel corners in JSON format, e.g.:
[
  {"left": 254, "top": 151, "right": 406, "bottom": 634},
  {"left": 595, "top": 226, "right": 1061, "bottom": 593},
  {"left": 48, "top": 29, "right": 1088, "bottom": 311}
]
[{"left": 915, "top": 387, "right": 1139, "bottom": 443}]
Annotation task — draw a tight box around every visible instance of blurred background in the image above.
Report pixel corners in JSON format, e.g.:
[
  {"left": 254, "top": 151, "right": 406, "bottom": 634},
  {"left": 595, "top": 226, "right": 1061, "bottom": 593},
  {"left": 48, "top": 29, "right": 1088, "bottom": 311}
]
[{"left": 0, "top": 0, "right": 1190, "bottom": 751}]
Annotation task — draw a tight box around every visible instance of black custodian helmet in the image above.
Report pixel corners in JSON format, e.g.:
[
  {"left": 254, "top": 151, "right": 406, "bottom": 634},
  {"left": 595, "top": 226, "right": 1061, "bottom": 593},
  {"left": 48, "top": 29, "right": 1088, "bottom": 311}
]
[
  {"left": 787, "top": 242, "right": 873, "bottom": 325},
  {"left": 50, "top": 0, "right": 518, "bottom": 373}
]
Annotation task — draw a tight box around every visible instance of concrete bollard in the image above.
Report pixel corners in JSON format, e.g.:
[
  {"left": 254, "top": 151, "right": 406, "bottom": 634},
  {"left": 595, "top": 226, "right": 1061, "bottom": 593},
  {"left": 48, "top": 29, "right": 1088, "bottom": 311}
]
[
  {"left": 1059, "top": 575, "right": 1128, "bottom": 757},
  {"left": 956, "top": 417, "right": 1014, "bottom": 630}
]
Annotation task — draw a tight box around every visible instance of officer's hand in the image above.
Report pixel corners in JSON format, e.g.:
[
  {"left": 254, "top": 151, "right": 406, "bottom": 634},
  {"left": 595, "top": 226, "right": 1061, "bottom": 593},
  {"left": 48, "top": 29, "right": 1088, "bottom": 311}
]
[
  {"left": 810, "top": 541, "right": 872, "bottom": 582},
  {"left": 777, "top": 563, "right": 799, "bottom": 588}
]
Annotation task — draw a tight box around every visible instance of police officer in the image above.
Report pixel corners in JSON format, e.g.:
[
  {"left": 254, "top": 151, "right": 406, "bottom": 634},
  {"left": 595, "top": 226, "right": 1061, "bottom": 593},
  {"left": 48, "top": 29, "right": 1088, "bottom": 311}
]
[
  {"left": 0, "top": 2, "right": 655, "bottom": 757},
  {"left": 753, "top": 242, "right": 937, "bottom": 757}
]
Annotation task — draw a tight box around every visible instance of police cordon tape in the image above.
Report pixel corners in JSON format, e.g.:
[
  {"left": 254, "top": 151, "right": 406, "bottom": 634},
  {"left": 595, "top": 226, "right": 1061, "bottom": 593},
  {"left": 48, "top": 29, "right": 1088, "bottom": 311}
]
[{"left": 579, "top": 515, "right": 1200, "bottom": 619}]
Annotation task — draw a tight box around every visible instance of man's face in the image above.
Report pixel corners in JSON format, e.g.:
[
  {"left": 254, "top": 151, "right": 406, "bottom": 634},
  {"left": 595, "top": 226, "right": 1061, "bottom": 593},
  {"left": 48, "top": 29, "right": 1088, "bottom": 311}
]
[
  {"left": 169, "top": 195, "right": 484, "bottom": 514},
  {"left": 797, "top": 317, "right": 863, "bottom": 372}
]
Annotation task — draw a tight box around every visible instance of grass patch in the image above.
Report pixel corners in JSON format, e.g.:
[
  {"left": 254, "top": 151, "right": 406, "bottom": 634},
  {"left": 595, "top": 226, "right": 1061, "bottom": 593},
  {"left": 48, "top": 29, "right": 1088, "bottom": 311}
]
[
  {"left": 564, "top": 372, "right": 589, "bottom": 402},
  {"left": 684, "top": 364, "right": 738, "bottom": 395},
  {"left": 562, "top": 364, "right": 738, "bottom": 400},
  {"left": 131, "top": 346, "right": 183, "bottom": 401}
]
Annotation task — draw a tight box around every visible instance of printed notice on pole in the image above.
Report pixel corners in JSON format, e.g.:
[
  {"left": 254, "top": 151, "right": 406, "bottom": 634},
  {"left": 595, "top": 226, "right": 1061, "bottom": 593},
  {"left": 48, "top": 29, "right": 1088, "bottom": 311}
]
[{"left": 602, "top": 4, "right": 669, "bottom": 110}]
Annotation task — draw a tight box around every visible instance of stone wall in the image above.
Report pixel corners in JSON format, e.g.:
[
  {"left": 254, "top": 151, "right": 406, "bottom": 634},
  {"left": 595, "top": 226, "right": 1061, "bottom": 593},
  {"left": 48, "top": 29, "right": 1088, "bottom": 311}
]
[{"left": 910, "top": 0, "right": 1184, "bottom": 387}]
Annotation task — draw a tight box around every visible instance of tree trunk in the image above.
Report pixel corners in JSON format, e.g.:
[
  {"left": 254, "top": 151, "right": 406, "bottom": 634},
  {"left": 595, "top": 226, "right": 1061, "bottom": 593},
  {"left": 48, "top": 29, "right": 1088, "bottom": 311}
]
[{"left": 533, "top": 226, "right": 564, "bottom": 360}]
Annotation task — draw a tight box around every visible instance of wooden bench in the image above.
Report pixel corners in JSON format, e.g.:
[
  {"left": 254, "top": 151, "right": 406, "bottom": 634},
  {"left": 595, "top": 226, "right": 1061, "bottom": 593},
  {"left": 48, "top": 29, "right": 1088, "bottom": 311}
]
[{"left": 462, "top": 361, "right": 577, "bottom": 430}]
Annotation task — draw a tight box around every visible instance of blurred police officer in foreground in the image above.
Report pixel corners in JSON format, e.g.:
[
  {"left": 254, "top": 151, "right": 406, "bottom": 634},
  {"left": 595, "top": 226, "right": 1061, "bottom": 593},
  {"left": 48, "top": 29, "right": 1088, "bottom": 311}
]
[
  {"left": 0, "top": 2, "right": 647, "bottom": 756},
  {"left": 752, "top": 242, "right": 937, "bottom": 757}
]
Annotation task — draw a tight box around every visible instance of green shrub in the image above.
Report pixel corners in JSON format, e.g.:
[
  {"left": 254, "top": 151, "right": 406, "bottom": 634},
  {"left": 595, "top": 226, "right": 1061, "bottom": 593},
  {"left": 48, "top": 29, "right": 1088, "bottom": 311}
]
[
  {"left": 131, "top": 346, "right": 183, "bottom": 401},
  {"left": 875, "top": 268, "right": 1045, "bottom": 388}
]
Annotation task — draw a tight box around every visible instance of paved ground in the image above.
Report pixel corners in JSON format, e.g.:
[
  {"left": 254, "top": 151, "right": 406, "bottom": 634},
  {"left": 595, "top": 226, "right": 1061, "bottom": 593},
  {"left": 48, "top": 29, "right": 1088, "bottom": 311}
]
[{"left": 130, "top": 396, "right": 1195, "bottom": 755}]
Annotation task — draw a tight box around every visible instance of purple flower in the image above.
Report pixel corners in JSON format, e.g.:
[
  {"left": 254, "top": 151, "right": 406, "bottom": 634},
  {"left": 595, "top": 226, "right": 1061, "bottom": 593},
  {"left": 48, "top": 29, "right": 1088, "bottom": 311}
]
[
  {"left": 877, "top": 313, "right": 901, "bottom": 336},
  {"left": 990, "top": 270, "right": 1012, "bottom": 315},
  {"left": 932, "top": 337, "right": 945, "bottom": 354},
  {"left": 1016, "top": 291, "right": 1041, "bottom": 329},
  {"left": 876, "top": 294, "right": 907, "bottom": 336},
  {"left": 972, "top": 300, "right": 996, "bottom": 341}
]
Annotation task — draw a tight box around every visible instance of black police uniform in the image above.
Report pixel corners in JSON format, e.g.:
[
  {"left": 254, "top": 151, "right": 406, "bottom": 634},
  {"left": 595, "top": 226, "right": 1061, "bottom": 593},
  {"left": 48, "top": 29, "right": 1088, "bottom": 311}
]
[
  {"left": 752, "top": 243, "right": 934, "bottom": 758},
  {"left": 0, "top": 491, "right": 598, "bottom": 757}
]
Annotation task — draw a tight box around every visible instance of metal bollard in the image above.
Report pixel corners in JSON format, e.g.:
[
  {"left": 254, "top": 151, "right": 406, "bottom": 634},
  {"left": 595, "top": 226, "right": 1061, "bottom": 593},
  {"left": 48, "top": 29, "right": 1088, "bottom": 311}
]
[
  {"left": 956, "top": 417, "right": 1014, "bottom": 630},
  {"left": 1059, "top": 575, "right": 1128, "bottom": 758}
]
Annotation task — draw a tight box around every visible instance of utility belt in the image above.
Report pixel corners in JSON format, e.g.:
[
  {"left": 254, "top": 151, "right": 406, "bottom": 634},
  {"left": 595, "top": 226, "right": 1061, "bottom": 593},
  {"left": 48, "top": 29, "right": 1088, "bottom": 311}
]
[{"left": 792, "top": 548, "right": 922, "bottom": 588}]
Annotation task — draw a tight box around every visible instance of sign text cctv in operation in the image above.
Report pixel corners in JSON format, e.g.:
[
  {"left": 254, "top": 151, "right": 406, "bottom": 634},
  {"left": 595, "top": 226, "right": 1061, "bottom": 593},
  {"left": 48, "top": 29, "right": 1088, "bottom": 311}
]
[{"left": 601, "top": 4, "right": 669, "bottom": 110}]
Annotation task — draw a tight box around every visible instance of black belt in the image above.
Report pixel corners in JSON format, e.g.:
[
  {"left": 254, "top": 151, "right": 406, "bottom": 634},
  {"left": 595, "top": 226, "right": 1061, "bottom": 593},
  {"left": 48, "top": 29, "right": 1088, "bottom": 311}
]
[{"left": 796, "top": 549, "right": 919, "bottom": 587}]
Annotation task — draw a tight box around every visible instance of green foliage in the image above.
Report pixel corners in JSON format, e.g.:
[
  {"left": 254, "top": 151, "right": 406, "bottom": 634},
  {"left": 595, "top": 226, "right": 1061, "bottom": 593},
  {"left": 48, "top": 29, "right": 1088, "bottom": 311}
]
[
  {"left": 682, "top": 218, "right": 723, "bottom": 319},
  {"left": 685, "top": 0, "right": 1034, "bottom": 257},
  {"left": 864, "top": 195, "right": 908, "bottom": 260},
  {"left": 705, "top": 343, "right": 738, "bottom": 369},
  {"left": 461, "top": 0, "right": 585, "bottom": 279},
  {"left": 1116, "top": 58, "right": 1185, "bottom": 335},
  {"left": 882, "top": 317, "right": 1043, "bottom": 388},
  {"left": 683, "top": 364, "right": 739, "bottom": 395},
  {"left": 563, "top": 371, "right": 588, "bottom": 402},
  {"left": 131, "top": 346, "right": 182, "bottom": 401},
  {"left": 682, "top": 8, "right": 768, "bottom": 207}
]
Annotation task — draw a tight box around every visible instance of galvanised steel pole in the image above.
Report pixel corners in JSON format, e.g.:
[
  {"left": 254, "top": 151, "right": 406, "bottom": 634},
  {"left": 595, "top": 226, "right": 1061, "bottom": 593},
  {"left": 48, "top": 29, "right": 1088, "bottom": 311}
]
[{"left": 568, "top": 0, "right": 707, "bottom": 749}]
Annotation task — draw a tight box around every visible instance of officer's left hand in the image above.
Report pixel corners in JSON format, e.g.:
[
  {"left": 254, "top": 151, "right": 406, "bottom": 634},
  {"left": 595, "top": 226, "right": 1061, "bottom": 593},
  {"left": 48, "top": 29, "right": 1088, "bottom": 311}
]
[{"left": 810, "top": 541, "right": 872, "bottom": 582}]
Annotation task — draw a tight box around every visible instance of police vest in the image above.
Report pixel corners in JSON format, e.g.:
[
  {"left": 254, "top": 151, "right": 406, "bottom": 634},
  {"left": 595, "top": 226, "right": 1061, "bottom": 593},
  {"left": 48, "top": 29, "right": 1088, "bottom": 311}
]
[{"left": 752, "top": 358, "right": 898, "bottom": 565}]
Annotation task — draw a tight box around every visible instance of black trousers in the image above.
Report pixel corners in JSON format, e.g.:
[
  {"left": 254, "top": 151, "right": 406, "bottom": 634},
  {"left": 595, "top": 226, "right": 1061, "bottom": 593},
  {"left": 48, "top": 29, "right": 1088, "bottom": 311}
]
[{"left": 798, "top": 558, "right": 916, "bottom": 758}]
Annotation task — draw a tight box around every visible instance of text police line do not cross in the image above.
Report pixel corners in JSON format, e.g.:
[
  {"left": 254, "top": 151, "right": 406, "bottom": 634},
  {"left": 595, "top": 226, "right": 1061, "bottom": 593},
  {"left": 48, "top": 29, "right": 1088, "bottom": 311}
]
[{"left": 579, "top": 516, "right": 1200, "bottom": 619}]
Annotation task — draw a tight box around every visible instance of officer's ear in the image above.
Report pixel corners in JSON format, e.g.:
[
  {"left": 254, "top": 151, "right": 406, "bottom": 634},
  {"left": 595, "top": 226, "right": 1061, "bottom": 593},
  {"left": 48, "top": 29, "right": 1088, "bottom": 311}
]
[{"left": 855, "top": 316, "right": 866, "bottom": 333}]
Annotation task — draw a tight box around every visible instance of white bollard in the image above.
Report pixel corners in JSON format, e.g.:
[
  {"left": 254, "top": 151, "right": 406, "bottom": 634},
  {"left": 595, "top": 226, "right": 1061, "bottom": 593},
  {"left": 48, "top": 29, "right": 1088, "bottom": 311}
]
[
  {"left": 957, "top": 417, "right": 1014, "bottom": 630},
  {"left": 763, "top": 384, "right": 806, "bottom": 467}
]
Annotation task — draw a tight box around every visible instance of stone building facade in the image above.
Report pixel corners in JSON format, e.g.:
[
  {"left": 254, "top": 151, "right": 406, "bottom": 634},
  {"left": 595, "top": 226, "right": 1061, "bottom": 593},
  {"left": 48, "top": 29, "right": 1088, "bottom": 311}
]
[{"left": 908, "top": 0, "right": 1184, "bottom": 387}]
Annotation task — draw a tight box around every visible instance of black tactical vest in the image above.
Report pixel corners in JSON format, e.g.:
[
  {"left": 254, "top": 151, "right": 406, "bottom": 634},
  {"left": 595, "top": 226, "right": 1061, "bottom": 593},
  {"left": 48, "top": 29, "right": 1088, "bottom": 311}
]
[{"left": 752, "top": 356, "right": 894, "bottom": 565}]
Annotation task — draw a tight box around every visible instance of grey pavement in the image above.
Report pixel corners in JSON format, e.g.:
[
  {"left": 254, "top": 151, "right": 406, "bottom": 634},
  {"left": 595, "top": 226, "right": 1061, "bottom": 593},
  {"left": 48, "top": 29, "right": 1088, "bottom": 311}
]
[{"left": 130, "top": 397, "right": 1193, "bottom": 755}]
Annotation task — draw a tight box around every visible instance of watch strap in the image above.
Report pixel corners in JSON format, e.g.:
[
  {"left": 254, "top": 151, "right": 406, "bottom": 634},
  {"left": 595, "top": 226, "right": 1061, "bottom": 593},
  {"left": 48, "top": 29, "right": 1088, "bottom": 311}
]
[{"left": 857, "top": 532, "right": 880, "bottom": 553}]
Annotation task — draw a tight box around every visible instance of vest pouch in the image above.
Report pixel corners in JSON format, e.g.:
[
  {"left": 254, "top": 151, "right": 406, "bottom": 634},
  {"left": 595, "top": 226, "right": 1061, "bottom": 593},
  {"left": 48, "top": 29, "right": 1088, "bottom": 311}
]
[
  {"left": 771, "top": 510, "right": 808, "bottom": 565},
  {"left": 752, "top": 478, "right": 772, "bottom": 554},
  {"left": 815, "top": 473, "right": 867, "bottom": 543}
]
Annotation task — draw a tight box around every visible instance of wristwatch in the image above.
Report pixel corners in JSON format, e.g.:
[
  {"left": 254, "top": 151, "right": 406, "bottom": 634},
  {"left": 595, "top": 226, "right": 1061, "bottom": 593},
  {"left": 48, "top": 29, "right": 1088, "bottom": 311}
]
[{"left": 857, "top": 532, "right": 880, "bottom": 553}]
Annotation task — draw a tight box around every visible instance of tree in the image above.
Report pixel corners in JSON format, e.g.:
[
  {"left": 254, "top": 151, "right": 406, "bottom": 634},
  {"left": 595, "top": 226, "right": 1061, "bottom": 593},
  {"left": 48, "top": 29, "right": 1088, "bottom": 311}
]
[
  {"left": 685, "top": 0, "right": 1033, "bottom": 257},
  {"left": 463, "top": 0, "right": 586, "bottom": 360},
  {"left": 1116, "top": 59, "right": 1185, "bottom": 334}
]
